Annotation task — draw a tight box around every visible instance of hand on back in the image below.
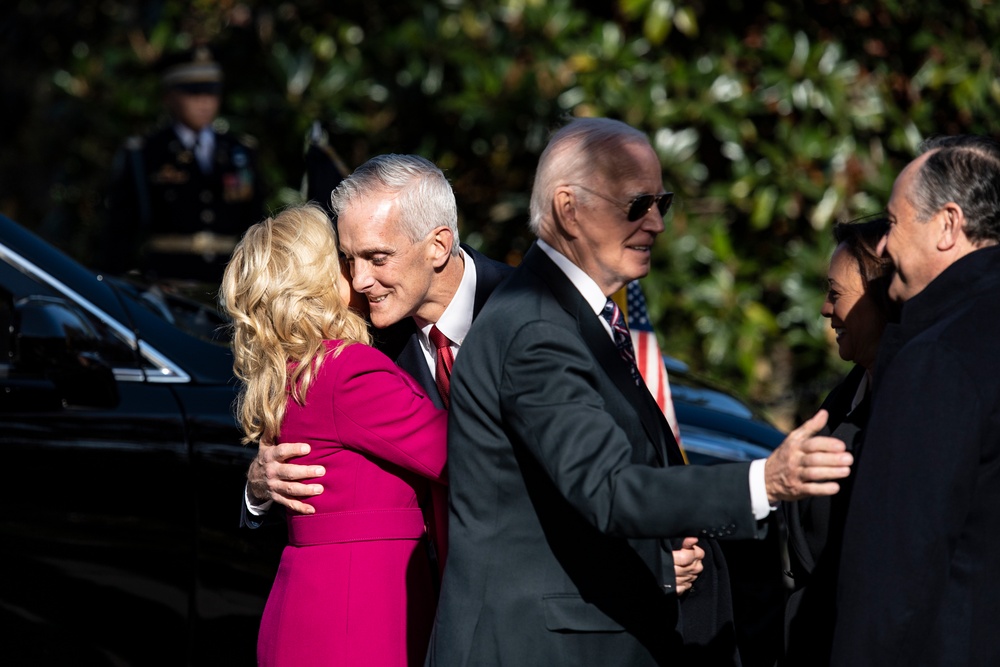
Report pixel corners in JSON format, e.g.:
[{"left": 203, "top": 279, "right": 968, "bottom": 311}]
[{"left": 249, "top": 441, "right": 324, "bottom": 514}]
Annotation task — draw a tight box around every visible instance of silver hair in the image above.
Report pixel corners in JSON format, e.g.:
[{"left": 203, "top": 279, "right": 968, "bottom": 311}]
[
  {"left": 330, "top": 154, "right": 460, "bottom": 255},
  {"left": 528, "top": 118, "right": 651, "bottom": 236}
]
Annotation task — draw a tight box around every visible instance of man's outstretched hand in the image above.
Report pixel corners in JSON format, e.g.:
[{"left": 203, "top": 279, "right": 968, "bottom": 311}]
[{"left": 765, "top": 410, "right": 853, "bottom": 503}]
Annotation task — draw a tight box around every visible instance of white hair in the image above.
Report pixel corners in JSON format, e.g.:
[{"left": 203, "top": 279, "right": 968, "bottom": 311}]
[{"left": 330, "top": 154, "right": 460, "bottom": 255}]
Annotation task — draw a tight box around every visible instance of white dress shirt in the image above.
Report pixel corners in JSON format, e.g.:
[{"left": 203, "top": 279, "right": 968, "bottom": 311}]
[
  {"left": 173, "top": 123, "right": 215, "bottom": 173},
  {"left": 415, "top": 249, "right": 478, "bottom": 377}
]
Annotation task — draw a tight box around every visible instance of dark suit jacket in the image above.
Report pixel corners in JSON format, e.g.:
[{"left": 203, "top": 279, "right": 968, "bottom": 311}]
[
  {"left": 428, "top": 244, "right": 764, "bottom": 667},
  {"left": 832, "top": 246, "right": 1000, "bottom": 666},
  {"left": 393, "top": 245, "right": 512, "bottom": 575},
  {"left": 781, "top": 363, "right": 870, "bottom": 666}
]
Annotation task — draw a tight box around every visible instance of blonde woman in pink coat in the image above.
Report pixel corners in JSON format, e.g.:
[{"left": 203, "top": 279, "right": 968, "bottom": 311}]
[{"left": 221, "top": 204, "right": 448, "bottom": 666}]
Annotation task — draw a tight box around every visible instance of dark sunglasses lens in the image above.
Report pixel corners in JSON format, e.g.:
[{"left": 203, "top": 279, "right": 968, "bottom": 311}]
[
  {"left": 627, "top": 196, "right": 655, "bottom": 222},
  {"left": 627, "top": 193, "right": 673, "bottom": 221},
  {"left": 657, "top": 192, "right": 674, "bottom": 215}
]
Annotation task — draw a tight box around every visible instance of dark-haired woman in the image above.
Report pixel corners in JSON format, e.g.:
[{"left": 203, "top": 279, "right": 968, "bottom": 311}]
[{"left": 780, "top": 216, "right": 899, "bottom": 666}]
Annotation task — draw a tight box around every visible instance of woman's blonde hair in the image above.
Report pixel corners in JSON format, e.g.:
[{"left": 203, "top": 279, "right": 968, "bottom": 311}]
[{"left": 220, "top": 203, "right": 371, "bottom": 445}]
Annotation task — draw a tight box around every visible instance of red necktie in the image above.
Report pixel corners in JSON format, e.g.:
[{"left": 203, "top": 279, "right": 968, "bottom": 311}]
[{"left": 428, "top": 325, "right": 455, "bottom": 409}]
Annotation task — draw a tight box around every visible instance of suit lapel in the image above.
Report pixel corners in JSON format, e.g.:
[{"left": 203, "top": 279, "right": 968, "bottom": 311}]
[
  {"left": 396, "top": 333, "right": 445, "bottom": 410},
  {"left": 578, "top": 308, "right": 669, "bottom": 467},
  {"left": 824, "top": 365, "right": 872, "bottom": 458},
  {"left": 522, "top": 245, "right": 675, "bottom": 466},
  {"left": 462, "top": 244, "right": 512, "bottom": 318}
]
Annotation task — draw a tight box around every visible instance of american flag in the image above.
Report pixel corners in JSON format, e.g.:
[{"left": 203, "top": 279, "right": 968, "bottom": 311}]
[{"left": 615, "top": 280, "right": 685, "bottom": 456}]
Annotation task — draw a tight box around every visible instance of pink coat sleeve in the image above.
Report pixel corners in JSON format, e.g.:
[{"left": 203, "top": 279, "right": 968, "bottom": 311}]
[{"left": 329, "top": 343, "right": 448, "bottom": 484}]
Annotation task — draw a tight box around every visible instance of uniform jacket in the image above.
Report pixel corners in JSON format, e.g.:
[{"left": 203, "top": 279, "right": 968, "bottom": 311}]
[
  {"left": 104, "top": 124, "right": 264, "bottom": 283},
  {"left": 427, "top": 243, "right": 764, "bottom": 667},
  {"left": 832, "top": 245, "right": 1000, "bottom": 666}
]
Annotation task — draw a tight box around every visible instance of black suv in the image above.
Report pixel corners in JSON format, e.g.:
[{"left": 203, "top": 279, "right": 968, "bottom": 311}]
[
  {"left": 0, "top": 215, "right": 784, "bottom": 665},
  {"left": 1, "top": 214, "right": 285, "bottom": 665}
]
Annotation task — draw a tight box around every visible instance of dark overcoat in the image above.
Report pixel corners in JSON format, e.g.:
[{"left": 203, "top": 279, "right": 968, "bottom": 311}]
[{"left": 832, "top": 246, "right": 1000, "bottom": 666}]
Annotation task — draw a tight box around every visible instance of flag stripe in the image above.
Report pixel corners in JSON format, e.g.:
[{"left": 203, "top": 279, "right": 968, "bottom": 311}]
[{"left": 617, "top": 280, "right": 684, "bottom": 450}]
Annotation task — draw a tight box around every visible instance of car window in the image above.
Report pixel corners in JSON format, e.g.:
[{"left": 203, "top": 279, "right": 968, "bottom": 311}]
[
  {"left": 108, "top": 277, "right": 232, "bottom": 346},
  {"left": 0, "top": 258, "right": 140, "bottom": 371}
]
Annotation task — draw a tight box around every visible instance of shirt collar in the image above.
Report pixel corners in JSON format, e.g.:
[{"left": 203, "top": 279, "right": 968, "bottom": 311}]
[
  {"left": 173, "top": 123, "right": 213, "bottom": 150},
  {"left": 536, "top": 238, "right": 608, "bottom": 317},
  {"left": 418, "top": 248, "right": 477, "bottom": 347}
]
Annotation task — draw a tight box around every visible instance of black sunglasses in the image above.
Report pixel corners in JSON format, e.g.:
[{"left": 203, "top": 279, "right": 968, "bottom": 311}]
[{"left": 572, "top": 184, "right": 674, "bottom": 222}]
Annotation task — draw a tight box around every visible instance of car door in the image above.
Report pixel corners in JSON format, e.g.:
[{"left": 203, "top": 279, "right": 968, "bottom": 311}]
[
  {"left": 178, "top": 381, "right": 286, "bottom": 666},
  {"left": 0, "top": 259, "right": 197, "bottom": 666}
]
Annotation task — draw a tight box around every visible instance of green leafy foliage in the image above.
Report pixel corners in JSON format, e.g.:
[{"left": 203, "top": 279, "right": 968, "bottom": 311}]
[{"left": 3, "top": 0, "right": 998, "bottom": 425}]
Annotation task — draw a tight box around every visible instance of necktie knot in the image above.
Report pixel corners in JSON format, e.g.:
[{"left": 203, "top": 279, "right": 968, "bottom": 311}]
[
  {"left": 601, "top": 299, "right": 620, "bottom": 329},
  {"left": 429, "top": 325, "right": 452, "bottom": 351},
  {"left": 601, "top": 299, "right": 641, "bottom": 386}
]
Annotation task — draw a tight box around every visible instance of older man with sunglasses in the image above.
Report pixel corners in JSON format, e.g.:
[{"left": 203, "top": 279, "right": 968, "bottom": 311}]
[{"left": 426, "top": 117, "right": 853, "bottom": 667}]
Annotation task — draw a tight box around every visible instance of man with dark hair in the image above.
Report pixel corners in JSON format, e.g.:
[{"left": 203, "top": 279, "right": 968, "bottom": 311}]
[
  {"left": 104, "top": 45, "right": 264, "bottom": 286},
  {"left": 831, "top": 135, "right": 1000, "bottom": 665}
]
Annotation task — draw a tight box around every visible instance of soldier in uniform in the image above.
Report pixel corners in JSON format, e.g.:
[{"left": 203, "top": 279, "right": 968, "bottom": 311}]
[{"left": 103, "top": 46, "right": 265, "bottom": 288}]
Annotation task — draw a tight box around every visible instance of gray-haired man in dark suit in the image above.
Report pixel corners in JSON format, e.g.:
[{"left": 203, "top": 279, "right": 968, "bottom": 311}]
[{"left": 426, "top": 118, "right": 852, "bottom": 666}]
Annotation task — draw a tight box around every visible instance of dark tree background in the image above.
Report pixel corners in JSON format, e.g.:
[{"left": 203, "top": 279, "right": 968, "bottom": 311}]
[{"left": 2, "top": 0, "right": 998, "bottom": 427}]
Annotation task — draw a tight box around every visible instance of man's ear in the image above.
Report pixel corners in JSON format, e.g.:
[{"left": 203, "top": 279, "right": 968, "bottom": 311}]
[
  {"left": 553, "top": 185, "right": 580, "bottom": 239},
  {"left": 937, "top": 203, "right": 964, "bottom": 251},
  {"left": 427, "top": 226, "right": 456, "bottom": 268}
]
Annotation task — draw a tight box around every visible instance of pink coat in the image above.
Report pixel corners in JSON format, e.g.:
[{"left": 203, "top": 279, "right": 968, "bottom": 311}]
[{"left": 257, "top": 340, "right": 448, "bottom": 666}]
